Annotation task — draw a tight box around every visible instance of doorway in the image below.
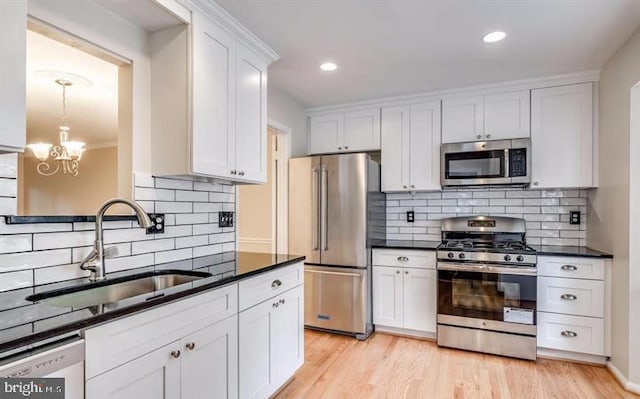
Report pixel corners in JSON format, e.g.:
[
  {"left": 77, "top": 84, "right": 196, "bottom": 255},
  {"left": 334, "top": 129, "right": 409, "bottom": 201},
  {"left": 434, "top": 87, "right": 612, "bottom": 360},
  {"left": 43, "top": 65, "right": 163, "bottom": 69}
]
[{"left": 237, "top": 125, "right": 290, "bottom": 253}]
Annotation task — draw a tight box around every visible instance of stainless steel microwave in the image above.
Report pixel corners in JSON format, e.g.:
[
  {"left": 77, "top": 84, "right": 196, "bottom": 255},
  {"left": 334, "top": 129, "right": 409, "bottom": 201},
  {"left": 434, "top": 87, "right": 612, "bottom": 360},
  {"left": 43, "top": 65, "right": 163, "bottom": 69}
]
[{"left": 440, "top": 138, "right": 531, "bottom": 187}]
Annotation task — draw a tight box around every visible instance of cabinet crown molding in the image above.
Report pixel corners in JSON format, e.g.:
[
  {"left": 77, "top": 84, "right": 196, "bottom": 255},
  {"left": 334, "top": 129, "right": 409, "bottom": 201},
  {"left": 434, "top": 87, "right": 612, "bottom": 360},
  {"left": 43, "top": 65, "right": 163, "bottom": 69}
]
[{"left": 186, "top": 0, "right": 280, "bottom": 63}]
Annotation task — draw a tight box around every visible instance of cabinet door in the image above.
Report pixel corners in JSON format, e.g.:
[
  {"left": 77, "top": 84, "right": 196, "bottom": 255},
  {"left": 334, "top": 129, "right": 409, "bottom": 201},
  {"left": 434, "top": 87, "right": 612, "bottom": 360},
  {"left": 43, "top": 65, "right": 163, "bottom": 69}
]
[
  {"left": 343, "top": 108, "right": 381, "bottom": 151},
  {"left": 484, "top": 90, "right": 530, "bottom": 140},
  {"left": 0, "top": 0, "right": 26, "bottom": 152},
  {"left": 403, "top": 268, "right": 437, "bottom": 333},
  {"left": 381, "top": 106, "right": 410, "bottom": 192},
  {"left": 191, "top": 13, "right": 236, "bottom": 177},
  {"left": 372, "top": 266, "right": 403, "bottom": 328},
  {"left": 86, "top": 342, "right": 181, "bottom": 399},
  {"left": 239, "top": 299, "right": 276, "bottom": 399},
  {"left": 531, "top": 83, "right": 594, "bottom": 189},
  {"left": 409, "top": 102, "right": 441, "bottom": 191},
  {"left": 441, "top": 96, "right": 484, "bottom": 143},
  {"left": 182, "top": 316, "right": 239, "bottom": 399},
  {"left": 308, "top": 114, "right": 343, "bottom": 154},
  {"left": 235, "top": 44, "right": 267, "bottom": 183},
  {"left": 273, "top": 285, "right": 304, "bottom": 387}
]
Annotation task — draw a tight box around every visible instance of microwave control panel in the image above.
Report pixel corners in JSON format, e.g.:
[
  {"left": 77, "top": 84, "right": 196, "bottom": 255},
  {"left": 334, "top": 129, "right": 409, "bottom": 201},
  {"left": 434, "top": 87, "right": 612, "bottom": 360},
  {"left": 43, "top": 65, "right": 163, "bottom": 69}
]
[{"left": 509, "top": 148, "right": 527, "bottom": 177}]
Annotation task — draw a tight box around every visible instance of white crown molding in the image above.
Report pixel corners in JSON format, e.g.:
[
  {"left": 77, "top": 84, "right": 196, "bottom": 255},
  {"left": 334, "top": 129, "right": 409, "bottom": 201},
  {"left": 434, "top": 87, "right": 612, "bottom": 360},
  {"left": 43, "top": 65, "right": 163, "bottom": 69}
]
[
  {"left": 306, "top": 69, "right": 601, "bottom": 116},
  {"left": 185, "top": 0, "right": 280, "bottom": 63},
  {"left": 607, "top": 361, "right": 640, "bottom": 394}
]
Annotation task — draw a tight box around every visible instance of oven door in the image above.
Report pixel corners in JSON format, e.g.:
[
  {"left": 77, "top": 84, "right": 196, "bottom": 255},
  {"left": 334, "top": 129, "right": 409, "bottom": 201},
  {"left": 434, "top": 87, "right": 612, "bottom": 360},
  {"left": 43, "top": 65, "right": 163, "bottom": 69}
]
[{"left": 437, "top": 262, "right": 537, "bottom": 333}]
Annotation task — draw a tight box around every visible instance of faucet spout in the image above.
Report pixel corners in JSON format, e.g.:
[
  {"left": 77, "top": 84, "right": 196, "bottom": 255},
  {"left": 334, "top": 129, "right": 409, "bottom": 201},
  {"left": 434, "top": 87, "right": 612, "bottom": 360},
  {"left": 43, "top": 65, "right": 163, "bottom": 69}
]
[{"left": 85, "top": 198, "right": 153, "bottom": 281}]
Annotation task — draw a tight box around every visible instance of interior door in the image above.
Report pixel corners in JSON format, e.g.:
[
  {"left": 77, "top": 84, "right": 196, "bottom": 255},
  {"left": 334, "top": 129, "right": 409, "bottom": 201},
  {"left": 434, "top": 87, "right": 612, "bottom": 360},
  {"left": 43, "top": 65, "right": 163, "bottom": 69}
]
[
  {"left": 288, "top": 157, "right": 321, "bottom": 264},
  {"left": 320, "top": 154, "right": 368, "bottom": 267}
]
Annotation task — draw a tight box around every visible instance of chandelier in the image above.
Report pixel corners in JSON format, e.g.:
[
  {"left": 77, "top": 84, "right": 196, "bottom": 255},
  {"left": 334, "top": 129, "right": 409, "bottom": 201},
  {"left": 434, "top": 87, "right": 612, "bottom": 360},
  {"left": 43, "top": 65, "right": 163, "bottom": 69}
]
[{"left": 28, "top": 74, "right": 87, "bottom": 176}]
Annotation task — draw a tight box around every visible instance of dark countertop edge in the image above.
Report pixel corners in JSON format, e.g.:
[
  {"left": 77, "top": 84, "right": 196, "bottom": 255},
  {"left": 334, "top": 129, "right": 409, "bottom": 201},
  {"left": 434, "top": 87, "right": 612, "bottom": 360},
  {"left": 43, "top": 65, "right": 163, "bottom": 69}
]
[
  {"left": 3, "top": 215, "right": 139, "bottom": 224},
  {"left": 0, "top": 255, "right": 305, "bottom": 354}
]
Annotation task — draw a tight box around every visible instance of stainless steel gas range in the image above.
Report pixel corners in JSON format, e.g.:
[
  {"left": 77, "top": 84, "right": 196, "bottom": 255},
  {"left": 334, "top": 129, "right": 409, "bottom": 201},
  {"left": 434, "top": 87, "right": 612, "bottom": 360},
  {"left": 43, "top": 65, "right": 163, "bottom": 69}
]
[{"left": 436, "top": 216, "right": 538, "bottom": 360}]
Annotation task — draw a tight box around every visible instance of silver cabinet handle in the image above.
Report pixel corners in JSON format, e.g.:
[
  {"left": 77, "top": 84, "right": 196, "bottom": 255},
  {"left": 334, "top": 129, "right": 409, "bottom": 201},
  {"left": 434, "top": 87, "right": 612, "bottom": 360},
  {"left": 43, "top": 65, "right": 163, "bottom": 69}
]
[
  {"left": 403, "top": 185, "right": 407, "bottom": 189},
  {"left": 561, "top": 264, "right": 578, "bottom": 271},
  {"left": 533, "top": 182, "right": 539, "bottom": 186},
  {"left": 395, "top": 270, "right": 400, "bottom": 274},
  {"left": 405, "top": 270, "right": 409, "bottom": 274},
  {"left": 477, "top": 134, "right": 482, "bottom": 139},
  {"left": 561, "top": 330, "right": 578, "bottom": 338},
  {"left": 338, "top": 147, "right": 342, "bottom": 150},
  {"left": 171, "top": 350, "right": 181, "bottom": 359},
  {"left": 271, "top": 279, "right": 282, "bottom": 288},
  {"left": 397, "top": 256, "right": 409, "bottom": 261},
  {"left": 486, "top": 133, "right": 491, "bottom": 138},
  {"left": 230, "top": 170, "right": 237, "bottom": 175},
  {"left": 344, "top": 146, "right": 348, "bottom": 150},
  {"left": 238, "top": 171, "right": 245, "bottom": 176},
  {"left": 560, "top": 294, "right": 577, "bottom": 300},
  {"left": 185, "top": 342, "right": 195, "bottom": 351},
  {"left": 411, "top": 185, "right": 415, "bottom": 188}
]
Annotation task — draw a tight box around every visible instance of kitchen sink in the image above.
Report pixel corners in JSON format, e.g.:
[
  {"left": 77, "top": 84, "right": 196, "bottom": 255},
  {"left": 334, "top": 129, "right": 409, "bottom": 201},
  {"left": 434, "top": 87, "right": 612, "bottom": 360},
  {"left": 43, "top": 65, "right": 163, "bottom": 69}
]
[{"left": 26, "top": 270, "right": 212, "bottom": 309}]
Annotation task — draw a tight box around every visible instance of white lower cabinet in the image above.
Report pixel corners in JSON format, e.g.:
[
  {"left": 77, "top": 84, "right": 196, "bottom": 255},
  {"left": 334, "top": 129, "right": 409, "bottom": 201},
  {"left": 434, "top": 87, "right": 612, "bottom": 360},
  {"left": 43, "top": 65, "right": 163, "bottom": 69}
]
[
  {"left": 239, "top": 284, "right": 304, "bottom": 399},
  {"left": 372, "top": 249, "right": 437, "bottom": 335}
]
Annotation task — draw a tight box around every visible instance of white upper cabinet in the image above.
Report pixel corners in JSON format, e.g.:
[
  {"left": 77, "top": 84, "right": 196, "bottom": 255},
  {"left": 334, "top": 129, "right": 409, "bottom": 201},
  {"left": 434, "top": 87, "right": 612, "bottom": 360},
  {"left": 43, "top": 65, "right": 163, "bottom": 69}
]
[
  {"left": 531, "top": 83, "right": 595, "bottom": 189},
  {"left": 0, "top": 0, "right": 26, "bottom": 153},
  {"left": 308, "top": 108, "right": 380, "bottom": 154},
  {"left": 151, "top": 6, "right": 277, "bottom": 184},
  {"left": 442, "top": 90, "right": 530, "bottom": 143},
  {"left": 381, "top": 101, "right": 441, "bottom": 192}
]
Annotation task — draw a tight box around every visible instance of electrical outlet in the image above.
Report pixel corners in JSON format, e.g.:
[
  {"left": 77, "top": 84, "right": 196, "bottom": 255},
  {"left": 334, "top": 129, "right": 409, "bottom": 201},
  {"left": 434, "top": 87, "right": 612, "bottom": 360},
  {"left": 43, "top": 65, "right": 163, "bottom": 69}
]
[
  {"left": 219, "top": 211, "right": 234, "bottom": 228},
  {"left": 406, "top": 211, "right": 415, "bottom": 223},
  {"left": 569, "top": 211, "right": 581, "bottom": 225},
  {"left": 146, "top": 213, "right": 165, "bottom": 234}
]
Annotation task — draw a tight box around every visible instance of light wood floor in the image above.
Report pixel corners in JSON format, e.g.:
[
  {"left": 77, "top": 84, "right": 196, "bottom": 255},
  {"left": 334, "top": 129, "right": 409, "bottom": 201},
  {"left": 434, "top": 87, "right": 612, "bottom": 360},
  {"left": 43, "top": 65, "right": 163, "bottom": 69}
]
[{"left": 275, "top": 330, "right": 638, "bottom": 399}]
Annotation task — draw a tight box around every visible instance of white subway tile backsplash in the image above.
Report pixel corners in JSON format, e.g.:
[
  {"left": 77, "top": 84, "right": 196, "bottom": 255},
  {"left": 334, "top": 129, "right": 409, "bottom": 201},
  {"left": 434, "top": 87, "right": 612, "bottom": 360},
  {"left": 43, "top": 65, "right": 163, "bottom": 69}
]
[
  {"left": 134, "top": 187, "right": 174, "bottom": 202},
  {"left": 154, "top": 248, "right": 193, "bottom": 264},
  {"left": 0, "top": 249, "right": 72, "bottom": 273},
  {"left": 0, "top": 270, "right": 33, "bottom": 292},
  {"left": 490, "top": 198, "right": 523, "bottom": 206},
  {"left": 155, "top": 177, "right": 193, "bottom": 190},
  {"left": 132, "top": 238, "right": 175, "bottom": 255},
  {"left": 472, "top": 191, "right": 505, "bottom": 199},
  {"left": 155, "top": 201, "right": 193, "bottom": 214},
  {"left": 0, "top": 154, "right": 18, "bottom": 178},
  {"left": 105, "top": 254, "right": 155, "bottom": 273},
  {"left": 33, "top": 231, "right": 94, "bottom": 251},
  {"left": 163, "top": 225, "right": 193, "bottom": 238},
  {"left": 175, "top": 190, "right": 209, "bottom": 202},
  {"left": 176, "top": 235, "right": 209, "bottom": 249},
  {"left": 34, "top": 264, "right": 89, "bottom": 285},
  {"left": 0, "top": 178, "right": 17, "bottom": 197},
  {"left": 0, "top": 235, "right": 31, "bottom": 254},
  {"left": 0, "top": 198, "right": 17, "bottom": 215},
  {"left": 134, "top": 172, "right": 155, "bottom": 188},
  {"left": 209, "top": 193, "right": 234, "bottom": 203},
  {"left": 175, "top": 213, "right": 209, "bottom": 225}
]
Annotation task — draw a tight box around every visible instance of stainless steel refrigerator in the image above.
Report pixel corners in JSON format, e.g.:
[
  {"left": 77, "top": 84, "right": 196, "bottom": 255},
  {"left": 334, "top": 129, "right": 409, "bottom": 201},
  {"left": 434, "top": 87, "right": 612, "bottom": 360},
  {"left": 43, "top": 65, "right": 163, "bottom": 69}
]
[{"left": 289, "top": 153, "right": 385, "bottom": 339}]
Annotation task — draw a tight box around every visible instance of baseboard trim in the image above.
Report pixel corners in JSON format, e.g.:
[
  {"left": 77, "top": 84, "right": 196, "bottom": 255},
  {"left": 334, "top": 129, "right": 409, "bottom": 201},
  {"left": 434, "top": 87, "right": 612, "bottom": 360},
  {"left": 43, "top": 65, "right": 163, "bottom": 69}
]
[
  {"left": 606, "top": 361, "right": 640, "bottom": 395},
  {"left": 536, "top": 348, "right": 607, "bottom": 365},
  {"left": 374, "top": 325, "right": 436, "bottom": 341}
]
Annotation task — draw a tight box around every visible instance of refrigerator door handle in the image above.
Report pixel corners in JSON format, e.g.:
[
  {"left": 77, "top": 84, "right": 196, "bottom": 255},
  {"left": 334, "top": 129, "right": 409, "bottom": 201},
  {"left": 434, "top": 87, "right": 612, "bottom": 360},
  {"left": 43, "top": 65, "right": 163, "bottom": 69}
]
[
  {"left": 312, "top": 168, "right": 320, "bottom": 251},
  {"left": 321, "top": 167, "right": 329, "bottom": 251}
]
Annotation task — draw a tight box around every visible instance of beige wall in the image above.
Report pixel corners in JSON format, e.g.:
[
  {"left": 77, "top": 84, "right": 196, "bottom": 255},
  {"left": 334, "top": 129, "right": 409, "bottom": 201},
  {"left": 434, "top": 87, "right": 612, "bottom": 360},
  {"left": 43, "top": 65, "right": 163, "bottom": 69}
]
[
  {"left": 19, "top": 147, "right": 118, "bottom": 215},
  {"left": 588, "top": 26, "right": 640, "bottom": 383},
  {"left": 268, "top": 83, "right": 307, "bottom": 157}
]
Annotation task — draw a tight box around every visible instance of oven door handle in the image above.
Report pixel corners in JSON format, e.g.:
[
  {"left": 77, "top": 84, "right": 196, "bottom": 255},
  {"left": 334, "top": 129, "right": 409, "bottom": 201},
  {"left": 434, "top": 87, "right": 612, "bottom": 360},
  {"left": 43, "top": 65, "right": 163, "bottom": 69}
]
[{"left": 437, "top": 262, "right": 537, "bottom": 276}]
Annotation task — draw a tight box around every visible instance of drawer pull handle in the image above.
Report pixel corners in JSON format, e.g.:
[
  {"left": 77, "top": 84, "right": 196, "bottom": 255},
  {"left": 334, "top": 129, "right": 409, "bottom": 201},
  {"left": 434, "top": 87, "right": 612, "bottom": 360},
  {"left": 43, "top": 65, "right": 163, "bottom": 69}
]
[
  {"left": 185, "top": 342, "right": 196, "bottom": 351},
  {"left": 271, "top": 279, "right": 282, "bottom": 288},
  {"left": 561, "top": 330, "right": 578, "bottom": 338},
  {"left": 397, "top": 256, "right": 409, "bottom": 262},
  {"left": 396, "top": 270, "right": 400, "bottom": 274},
  {"left": 561, "top": 264, "right": 578, "bottom": 271},
  {"left": 171, "top": 350, "right": 181, "bottom": 359},
  {"left": 405, "top": 270, "right": 409, "bottom": 274},
  {"left": 560, "top": 294, "right": 577, "bottom": 301}
]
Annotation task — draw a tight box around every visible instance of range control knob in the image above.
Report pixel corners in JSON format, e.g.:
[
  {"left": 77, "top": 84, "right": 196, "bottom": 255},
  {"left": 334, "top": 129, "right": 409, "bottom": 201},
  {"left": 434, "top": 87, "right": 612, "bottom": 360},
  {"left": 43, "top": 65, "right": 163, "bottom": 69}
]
[
  {"left": 447, "top": 252, "right": 455, "bottom": 259},
  {"left": 504, "top": 255, "right": 512, "bottom": 262},
  {"left": 516, "top": 255, "right": 525, "bottom": 262},
  {"left": 458, "top": 253, "right": 466, "bottom": 260}
]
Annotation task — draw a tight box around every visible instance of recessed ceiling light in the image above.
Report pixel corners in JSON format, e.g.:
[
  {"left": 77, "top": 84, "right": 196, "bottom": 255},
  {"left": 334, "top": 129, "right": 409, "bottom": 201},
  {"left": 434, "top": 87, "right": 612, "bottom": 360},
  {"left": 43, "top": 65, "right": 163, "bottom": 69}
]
[
  {"left": 320, "top": 62, "right": 338, "bottom": 71},
  {"left": 482, "top": 31, "right": 506, "bottom": 43}
]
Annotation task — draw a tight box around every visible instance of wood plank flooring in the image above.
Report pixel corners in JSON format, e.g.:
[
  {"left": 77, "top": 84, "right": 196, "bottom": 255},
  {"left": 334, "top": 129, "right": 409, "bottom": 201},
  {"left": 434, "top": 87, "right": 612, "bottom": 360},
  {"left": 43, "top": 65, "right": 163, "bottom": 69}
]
[{"left": 275, "top": 330, "right": 637, "bottom": 399}]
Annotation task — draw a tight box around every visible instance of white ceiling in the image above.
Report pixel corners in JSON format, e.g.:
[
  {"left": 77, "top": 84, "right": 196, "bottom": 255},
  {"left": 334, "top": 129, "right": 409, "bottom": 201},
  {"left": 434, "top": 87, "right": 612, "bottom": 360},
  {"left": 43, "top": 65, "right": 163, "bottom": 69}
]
[
  {"left": 26, "top": 30, "right": 119, "bottom": 148},
  {"left": 217, "top": 0, "right": 640, "bottom": 108}
]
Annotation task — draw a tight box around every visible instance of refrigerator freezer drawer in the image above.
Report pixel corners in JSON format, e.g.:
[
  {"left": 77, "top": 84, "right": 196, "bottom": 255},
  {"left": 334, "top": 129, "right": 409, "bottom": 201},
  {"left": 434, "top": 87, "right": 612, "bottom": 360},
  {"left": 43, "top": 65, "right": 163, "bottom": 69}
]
[{"left": 304, "top": 265, "right": 367, "bottom": 334}]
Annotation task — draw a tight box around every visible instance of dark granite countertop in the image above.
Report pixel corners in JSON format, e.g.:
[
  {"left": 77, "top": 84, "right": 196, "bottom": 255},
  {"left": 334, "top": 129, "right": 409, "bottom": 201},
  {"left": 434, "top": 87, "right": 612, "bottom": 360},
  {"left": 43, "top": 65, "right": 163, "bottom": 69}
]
[
  {"left": 0, "top": 251, "right": 304, "bottom": 356},
  {"left": 371, "top": 240, "right": 441, "bottom": 250},
  {"left": 532, "top": 245, "right": 613, "bottom": 259}
]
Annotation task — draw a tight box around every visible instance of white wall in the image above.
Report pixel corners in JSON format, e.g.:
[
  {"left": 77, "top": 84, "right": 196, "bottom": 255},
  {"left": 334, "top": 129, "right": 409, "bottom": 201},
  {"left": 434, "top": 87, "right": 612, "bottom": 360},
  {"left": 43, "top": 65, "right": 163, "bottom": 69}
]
[
  {"left": 588, "top": 26, "right": 640, "bottom": 386},
  {"left": 267, "top": 83, "right": 307, "bottom": 157}
]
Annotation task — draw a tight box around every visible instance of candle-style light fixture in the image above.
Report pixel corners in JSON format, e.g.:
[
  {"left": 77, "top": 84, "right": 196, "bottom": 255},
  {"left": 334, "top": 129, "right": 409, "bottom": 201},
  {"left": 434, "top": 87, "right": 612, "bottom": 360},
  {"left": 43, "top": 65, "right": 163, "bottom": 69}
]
[{"left": 28, "top": 72, "right": 88, "bottom": 176}]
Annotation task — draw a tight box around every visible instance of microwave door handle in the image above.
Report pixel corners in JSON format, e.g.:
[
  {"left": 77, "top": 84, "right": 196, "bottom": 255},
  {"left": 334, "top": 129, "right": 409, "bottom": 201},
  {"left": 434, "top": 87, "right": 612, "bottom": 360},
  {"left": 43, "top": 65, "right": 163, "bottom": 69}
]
[
  {"left": 504, "top": 148, "right": 510, "bottom": 178},
  {"left": 312, "top": 168, "right": 319, "bottom": 251}
]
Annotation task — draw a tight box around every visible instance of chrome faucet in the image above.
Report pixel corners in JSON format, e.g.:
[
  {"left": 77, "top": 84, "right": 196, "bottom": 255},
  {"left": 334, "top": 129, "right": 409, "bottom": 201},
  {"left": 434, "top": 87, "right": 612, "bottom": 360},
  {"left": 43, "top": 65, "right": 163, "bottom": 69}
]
[{"left": 80, "top": 198, "right": 153, "bottom": 281}]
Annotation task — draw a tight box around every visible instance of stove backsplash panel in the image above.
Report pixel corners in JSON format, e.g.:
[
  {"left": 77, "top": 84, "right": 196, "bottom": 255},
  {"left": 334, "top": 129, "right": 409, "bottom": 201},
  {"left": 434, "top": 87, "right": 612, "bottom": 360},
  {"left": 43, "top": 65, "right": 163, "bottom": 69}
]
[{"left": 386, "top": 187, "right": 588, "bottom": 246}]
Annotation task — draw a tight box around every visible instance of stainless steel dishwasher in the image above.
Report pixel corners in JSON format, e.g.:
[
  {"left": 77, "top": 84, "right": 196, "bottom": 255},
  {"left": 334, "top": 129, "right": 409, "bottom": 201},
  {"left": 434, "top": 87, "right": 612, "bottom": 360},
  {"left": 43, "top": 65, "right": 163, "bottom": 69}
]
[{"left": 0, "top": 337, "right": 84, "bottom": 399}]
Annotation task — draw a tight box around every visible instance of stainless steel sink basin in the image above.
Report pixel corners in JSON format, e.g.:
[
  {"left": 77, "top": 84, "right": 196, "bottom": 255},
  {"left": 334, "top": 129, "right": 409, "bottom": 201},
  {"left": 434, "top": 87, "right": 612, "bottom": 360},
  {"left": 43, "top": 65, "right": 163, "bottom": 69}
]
[{"left": 26, "top": 270, "right": 212, "bottom": 309}]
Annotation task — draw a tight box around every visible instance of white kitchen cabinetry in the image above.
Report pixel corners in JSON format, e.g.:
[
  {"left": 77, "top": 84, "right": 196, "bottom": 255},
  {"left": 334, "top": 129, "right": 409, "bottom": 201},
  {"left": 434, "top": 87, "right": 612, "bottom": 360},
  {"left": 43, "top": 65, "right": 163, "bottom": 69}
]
[
  {"left": 308, "top": 108, "right": 380, "bottom": 154},
  {"left": 442, "top": 90, "right": 529, "bottom": 143},
  {"left": 372, "top": 250, "right": 437, "bottom": 336},
  {"left": 530, "top": 83, "right": 595, "bottom": 189},
  {"left": 536, "top": 256, "right": 610, "bottom": 361},
  {"left": 239, "top": 266, "right": 304, "bottom": 399},
  {"left": 150, "top": 7, "right": 276, "bottom": 183},
  {"left": 381, "top": 102, "right": 441, "bottom": 192},
  {"left": 0, "top": 0, "right": 26, "bottom": 153},
  {"left": 85, "top": 285, "right": 239, "bottom": 399}
]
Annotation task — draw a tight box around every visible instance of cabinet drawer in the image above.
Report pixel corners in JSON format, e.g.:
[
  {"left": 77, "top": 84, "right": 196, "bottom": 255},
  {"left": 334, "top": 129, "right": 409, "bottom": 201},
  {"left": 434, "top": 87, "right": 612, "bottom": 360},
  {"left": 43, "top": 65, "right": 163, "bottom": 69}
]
[
  {"left": 85, "top": 284, "right": 238, "bottom": 379},
  {"left": 537, "top": 256, "right": 605, "bottom": 280},
  {"left": 537, "top": 277, "right": 604, "bottom": 318},
  {"left": 239, "top": 262, "right": 303, "bottom": 311},
  {"left": 537, "top": 312, "right": 605, "bottom": 356},
  {"left": 372, "top": 249, "right": 436, "bottom": 269}
]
